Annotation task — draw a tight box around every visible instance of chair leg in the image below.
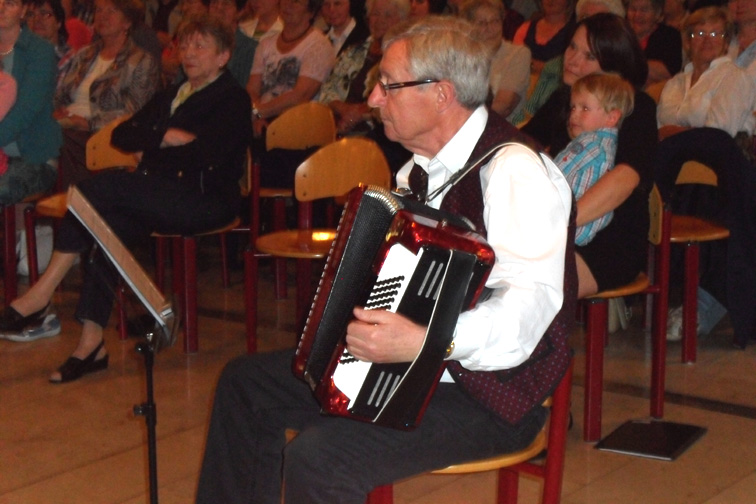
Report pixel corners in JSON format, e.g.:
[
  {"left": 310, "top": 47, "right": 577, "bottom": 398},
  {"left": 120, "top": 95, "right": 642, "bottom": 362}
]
[
  {"left": 273, "top": 197, "right": 288, "bottom": 300},
  {"left": 542, "top": 362, "right": 573, "bottom": 504},
  {"left": 23, "top": 207, "right": 40, "bottom": 285},
  {"left": 681, "top": 243, "right": 699, "bottom": 364},
  {"left": 366, "top": 484, "right": 393, "bottom": 504},
  {"left": 3, "top": 205, "right": 17, "bottom": 306},
  {"left": 244, "top": 246, "right": 257, "bottom": 354},
  {"left": 584, "top": 299, "right": 607, "bottom": 442},
  {"left": 295, "top": 258, "right": 312, "bottom": 333},
  {"left": 497, "top": 468, "right": 520, "bottom": 504},
  {"left": 219, "top": 233, "right": 231, "bottom": 288},
  {"left": 155, "top": 236, "right": 168, "bottom": 293},
  {"left": 182, "top": 236, "right": 198, "bottom": 354},
  {"left": 116, "top": 282, "right": 128, "bottom": 341}
]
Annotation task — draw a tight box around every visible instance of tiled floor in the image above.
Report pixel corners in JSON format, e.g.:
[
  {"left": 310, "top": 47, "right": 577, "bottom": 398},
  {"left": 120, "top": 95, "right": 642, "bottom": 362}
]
[{"left": 1, "top": 242, "right": 755, "bottom": 504}]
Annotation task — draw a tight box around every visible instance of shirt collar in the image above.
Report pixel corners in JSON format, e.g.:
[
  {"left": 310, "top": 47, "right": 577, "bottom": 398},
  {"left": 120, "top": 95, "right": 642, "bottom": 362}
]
[{"left": 412, "top": 106, "right": 488, "bottom": 176}]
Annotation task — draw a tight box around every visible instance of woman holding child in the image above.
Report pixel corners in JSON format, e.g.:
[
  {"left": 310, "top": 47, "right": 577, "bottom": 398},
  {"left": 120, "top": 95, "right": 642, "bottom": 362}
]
[{"left": 522, "top": 12, "right": 657, "bottom": 298}]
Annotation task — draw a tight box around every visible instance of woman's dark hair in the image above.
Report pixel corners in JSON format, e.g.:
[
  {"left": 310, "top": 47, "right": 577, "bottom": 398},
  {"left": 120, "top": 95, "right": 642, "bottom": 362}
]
[
  {"left": 578, "top": 12, "right": 648, "bottom": 89},
  {"left": 29, "top": 0, "right": 69, "bottom": 44}
]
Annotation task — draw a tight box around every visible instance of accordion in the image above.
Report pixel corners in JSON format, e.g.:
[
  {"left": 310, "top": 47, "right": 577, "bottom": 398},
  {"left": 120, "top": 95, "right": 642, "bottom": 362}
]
[{"left": 293, "top": 185, "right": 495, "bottom": 429}]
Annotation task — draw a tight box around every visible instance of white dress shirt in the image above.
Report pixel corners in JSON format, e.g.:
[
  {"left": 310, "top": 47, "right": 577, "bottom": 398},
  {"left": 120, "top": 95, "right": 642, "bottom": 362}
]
[
  {"left": 396, "top": 106, "right": 573, "bottom": 376},
  {"left": 657, "top": 56, "right": 756, "bottom": 136}
]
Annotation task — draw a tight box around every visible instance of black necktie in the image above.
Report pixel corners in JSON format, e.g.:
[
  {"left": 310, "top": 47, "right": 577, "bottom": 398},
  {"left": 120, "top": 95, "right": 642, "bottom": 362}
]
[{"left": 408, "top": 163, "right": 428, "bottom": 202}]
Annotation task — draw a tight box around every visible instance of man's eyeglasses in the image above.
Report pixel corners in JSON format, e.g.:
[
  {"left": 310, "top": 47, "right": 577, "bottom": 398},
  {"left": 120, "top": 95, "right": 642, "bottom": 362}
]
[
  {"left": 376, "top": 79, "right": 439, "bottom": 97},
  {"left": 689, "top": 30, "right": 726, "bottom": 39}
]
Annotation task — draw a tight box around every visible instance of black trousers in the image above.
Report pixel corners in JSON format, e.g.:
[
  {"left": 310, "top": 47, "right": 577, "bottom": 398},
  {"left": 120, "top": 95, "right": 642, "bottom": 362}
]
[
  {"left": 655, "top": 127, "right": 756, "bottom": 347},
  {"left": 195, "top": 350, "right": 546, "bottom": 504},
  {"left": 55, "top": 170, "right": 239, "bottom": 328}
]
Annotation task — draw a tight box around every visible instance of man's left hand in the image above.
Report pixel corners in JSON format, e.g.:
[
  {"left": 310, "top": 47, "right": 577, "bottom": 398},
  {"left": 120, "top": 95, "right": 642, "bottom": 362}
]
[{"left": 346, "top": 307, "right": 426, "bottom": 363}]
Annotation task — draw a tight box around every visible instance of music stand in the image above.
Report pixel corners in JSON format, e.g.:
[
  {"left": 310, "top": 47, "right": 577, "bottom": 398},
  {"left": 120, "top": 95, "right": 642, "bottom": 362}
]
[{"left": 66, "top": 187, "right": 178, "bottom": 504}]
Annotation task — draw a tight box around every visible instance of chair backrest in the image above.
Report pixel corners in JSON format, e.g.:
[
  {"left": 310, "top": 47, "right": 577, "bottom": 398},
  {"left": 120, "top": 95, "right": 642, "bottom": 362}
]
[
  {"left": 675, "top": 161, "right": 718, "bottom": 186},
  {"left": 86, "top": 115, "right": 138, "bottom": 172},
  {"left": 294, "top": 137, "right": 392, "bottom": 202},
  {"left": 648, "top": 184, "right": 664, "bottom": 246},
  {"left": 265, "top": 102, "right": 337, "bottom": 151}
]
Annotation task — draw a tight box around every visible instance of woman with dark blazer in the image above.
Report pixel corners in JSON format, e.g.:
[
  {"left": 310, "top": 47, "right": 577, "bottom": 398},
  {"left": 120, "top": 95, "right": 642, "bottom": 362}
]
[{"left": 0, "top": 15, "right": 252, "bottom": 383}]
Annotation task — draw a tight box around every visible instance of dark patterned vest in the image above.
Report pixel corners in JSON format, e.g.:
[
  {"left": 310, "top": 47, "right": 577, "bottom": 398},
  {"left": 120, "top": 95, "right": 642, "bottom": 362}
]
[{"left": 441, "top": 111, "right": 577, "bottom": 426}]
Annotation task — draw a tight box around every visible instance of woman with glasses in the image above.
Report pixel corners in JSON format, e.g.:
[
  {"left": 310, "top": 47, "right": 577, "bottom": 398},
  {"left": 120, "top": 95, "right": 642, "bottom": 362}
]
[
  {"left": 25, "top": 0, "right": 75, "bottom": 72},
  {"left": 654, "top": 6, "right": 756, "bottom": 348},
  {"left": 657, "top": 6, "right": 753, "bottom": 138},
  {"left": 0, "top": 0, "right": 62, "bottom": 206}
]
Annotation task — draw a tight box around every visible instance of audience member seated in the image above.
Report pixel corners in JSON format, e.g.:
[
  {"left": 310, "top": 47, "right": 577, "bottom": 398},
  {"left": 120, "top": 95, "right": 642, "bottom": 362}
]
[
  {"left": 0, "top": 0, "right": 62, "bottom": 207},
  {"left": 626, "top": 0, "right": 682, "bottom": 87},
  {"left": 407, "top": 0, "right": 444, "bottom": 20},
  {"left": 0, "top": 16, "right": 252, "bottom": 383},
  {"left": 522, "top": 13, "right": 656, "bottom": 299},
  {"left": 239, "top": 0, "right": 283, "bottom": 39},
  {"left": 247, "top": 0, "right": 334, "bottom": 139},
  {"left": 322, "top": 0, "right": 369, "bottom": 55},
  {"left": 161, "top": 0, "right": 208, "bottom": 85},
  {"left": 654, "top": 6, "right": 756, "bottom": 348},
  {"left": 54, "top": 0, "right": 160, "bottom": 189},
  {"left": 510, "top": 0, "right": 624, "bottom": 126},
  {"left": 146, "top": 0, "right": 181, "bottom": 47},
  {"left": 461, "top": 0, "right": 530, "bottom": 122},
  {"left": 209, "top": 0, "right": 259, "bottom": 86},
  {"left": 663, "top": 0, "right": 689, "bottom": 31},
  {"left": 194, "top": 16, "right": 575, "bottom": 504},
  {"left": 732, "top": 0, "right": 756, "bottom": 78},
  {"left": 318, "top": 0, "right": 408, "bottom": 135},
  {"left": 25, "top": 0, "right": 77, "bottom": 76},
  {"left": 513, "top": 0, "right": 576, "bottom": 75}
]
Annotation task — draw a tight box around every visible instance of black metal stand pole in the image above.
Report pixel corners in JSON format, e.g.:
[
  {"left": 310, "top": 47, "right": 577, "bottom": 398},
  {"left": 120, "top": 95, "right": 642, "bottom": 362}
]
[{"left": 134, "top": 342, "right": 159, "bottom": 504}]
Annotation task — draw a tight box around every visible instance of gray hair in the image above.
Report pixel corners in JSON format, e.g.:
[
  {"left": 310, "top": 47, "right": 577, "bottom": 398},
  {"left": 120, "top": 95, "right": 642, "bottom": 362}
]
[
  {"left": 366, "top": 0, "right": 411, "bottom": 20},
  {"left": 382, "top": 15, "right": 491, "bottom": 109}
]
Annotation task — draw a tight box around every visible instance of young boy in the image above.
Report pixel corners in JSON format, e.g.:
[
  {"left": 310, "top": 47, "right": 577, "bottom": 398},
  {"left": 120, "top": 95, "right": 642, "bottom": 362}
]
[
  {"left": 0, "top": 63, "right": 18, "bottom": 176},
  {"left": 554, "top": 73, "right": 634, "bottom": 245}
]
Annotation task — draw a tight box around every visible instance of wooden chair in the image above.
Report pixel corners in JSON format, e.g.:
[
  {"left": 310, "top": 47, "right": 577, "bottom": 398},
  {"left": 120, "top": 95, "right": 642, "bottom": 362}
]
[
  {"left": 669, "top": 161, "right": 729, "bottom": 363},
  {"left": 152, "top": 151, "right": 251, "bottom": 353},
  {"left": 244, "top": 137, "right": 391, "bottom": 353},
  {"left": 581, "top": 185, "right": 671, "bottom": 442},
  {"left": 365, "top": 361, "right": 574, "bottom": 504},
  {"left": 261, "top": 102, "right": 338, "bottom": 299}
]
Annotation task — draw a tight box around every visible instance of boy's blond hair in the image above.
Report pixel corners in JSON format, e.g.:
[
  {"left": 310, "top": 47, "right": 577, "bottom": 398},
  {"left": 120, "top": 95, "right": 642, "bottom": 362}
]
[{"left": 572, "top": 73, "right": 635, "bottom": 127}]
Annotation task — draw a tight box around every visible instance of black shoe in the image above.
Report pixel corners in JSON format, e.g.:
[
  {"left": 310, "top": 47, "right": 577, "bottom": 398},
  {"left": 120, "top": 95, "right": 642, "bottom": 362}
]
[
  {"left": 49, "top": 341, "right": 109, "bottom": 384},
  {"left": 0, "top": 304, "right": 49, "bottom": 334}
]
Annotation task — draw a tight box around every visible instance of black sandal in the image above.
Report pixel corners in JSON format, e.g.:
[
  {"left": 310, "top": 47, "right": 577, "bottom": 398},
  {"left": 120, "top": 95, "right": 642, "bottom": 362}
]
[{"left": 50, "top": 341, "right": 109, "bottom": 384}]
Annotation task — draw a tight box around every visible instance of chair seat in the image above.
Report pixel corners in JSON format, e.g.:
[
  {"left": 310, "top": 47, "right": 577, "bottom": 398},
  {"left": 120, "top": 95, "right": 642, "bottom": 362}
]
[
  {"left": 35, "top": 192, "right": 68, "bottom": 218},
  {"left": 255, "top": 228, "right": 336, "bottom": 259},
  {"left": 260, "top": 187, "right": 294, "bottom": 199},
  {"left": 151, "top": 217, "right": 241, "bottom": 239},
  {"left": 432, "top": 428, "right": 547, "bottom": 474},
  {"left": 588, "top": 272, "right": 650, "bottom": 300},
  {"left": 670, "top": 215, "right": 730, "bottom": 243}
]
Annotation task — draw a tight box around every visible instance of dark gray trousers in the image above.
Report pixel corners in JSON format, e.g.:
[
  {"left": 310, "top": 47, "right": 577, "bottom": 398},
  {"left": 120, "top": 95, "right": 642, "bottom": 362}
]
[{"left": 196, "top": 350, "right": 546, "bottom": 504}]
